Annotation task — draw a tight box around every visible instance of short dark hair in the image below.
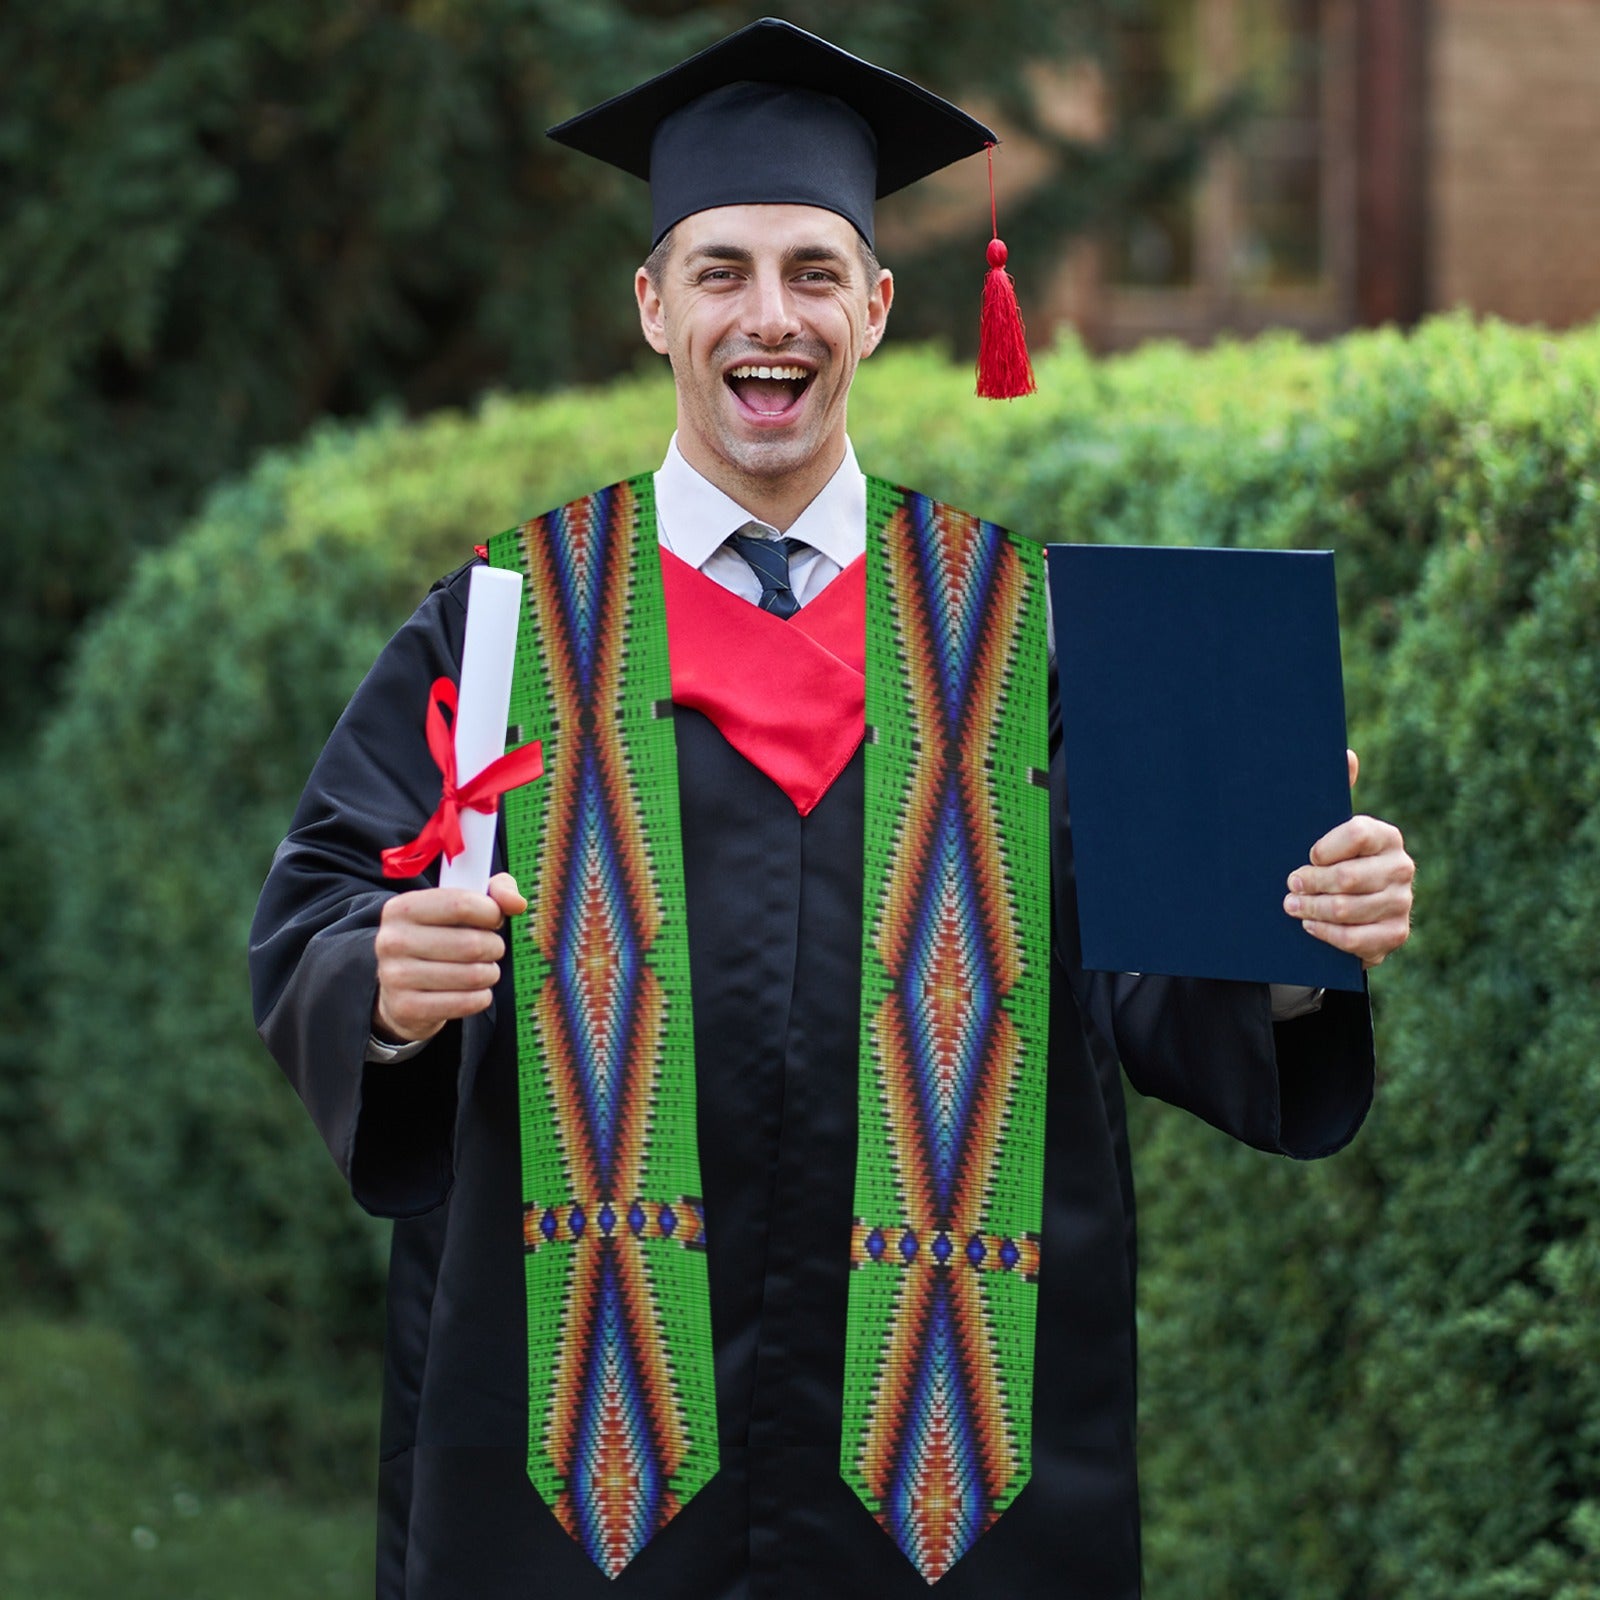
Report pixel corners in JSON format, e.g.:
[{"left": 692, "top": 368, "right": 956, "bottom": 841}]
[{"left": 643, "top": 227, "right": 676, "bottom": 291}]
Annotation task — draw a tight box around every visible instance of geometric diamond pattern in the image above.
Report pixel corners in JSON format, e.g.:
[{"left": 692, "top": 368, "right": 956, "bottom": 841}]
[
  {"left": 555, "top": 749, "right": 642, "bottom": 1181},
  {"left": 844, "top": 484, "right": 1050, "bottom": 1584},
  {"left": 493, "top": 479, "right": 715, "bottom": 1580},
  {"left": 904, "top": 789, "right": 999, "bottom": 1213}
]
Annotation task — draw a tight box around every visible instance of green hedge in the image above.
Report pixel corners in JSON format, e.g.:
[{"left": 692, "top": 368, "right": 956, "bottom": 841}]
[
  {"left": 32, "top": 316, "right": 1600, "bottom": 1597},
  {"left": 1121, "top": 325, "right": 1600, "bottom": 1600}
]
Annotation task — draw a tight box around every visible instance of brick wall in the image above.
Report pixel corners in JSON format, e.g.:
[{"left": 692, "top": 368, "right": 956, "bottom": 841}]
[{"left": 1431, "top": 0, "right": 1600, "bottom": 327}]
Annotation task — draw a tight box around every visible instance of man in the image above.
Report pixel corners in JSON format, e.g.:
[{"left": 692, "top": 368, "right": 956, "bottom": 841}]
[{"left": 250, "top": 20, "right": 1414, "bottom": 1600}]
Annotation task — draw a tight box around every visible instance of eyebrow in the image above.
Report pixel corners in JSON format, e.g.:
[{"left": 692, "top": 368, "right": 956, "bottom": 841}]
[{"left": 684, "top": 242, "right": 855, "bottom": 273}]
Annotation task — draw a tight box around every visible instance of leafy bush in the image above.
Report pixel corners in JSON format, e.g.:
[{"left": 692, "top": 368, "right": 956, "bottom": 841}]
[
  {"left": 33, "top": 316, "right": 1600, "bottom": 1600},
  {"left": 1120, "top": 322, "right": 1600, "bottom": 1600}
]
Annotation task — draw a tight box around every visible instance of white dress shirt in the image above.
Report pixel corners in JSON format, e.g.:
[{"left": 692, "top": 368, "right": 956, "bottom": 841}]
[{"left": 654, "top": 433, "right": 864, "bottom": 604}]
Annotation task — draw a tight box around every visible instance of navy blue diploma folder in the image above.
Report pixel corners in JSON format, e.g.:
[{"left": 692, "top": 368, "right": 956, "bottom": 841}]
[{"left": 1047, "top": 544, "right": 1364, "bottom": 993}]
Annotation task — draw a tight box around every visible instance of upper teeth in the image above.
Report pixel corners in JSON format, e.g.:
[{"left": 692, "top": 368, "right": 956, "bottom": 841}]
[{"left": 728, "top": 365, "right": 808, "bottom": 380}]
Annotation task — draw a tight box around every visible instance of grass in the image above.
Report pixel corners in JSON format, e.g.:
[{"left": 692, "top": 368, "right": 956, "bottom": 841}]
[{"left": 0, "top": 1314, "right": 371, "bottom": 1598}]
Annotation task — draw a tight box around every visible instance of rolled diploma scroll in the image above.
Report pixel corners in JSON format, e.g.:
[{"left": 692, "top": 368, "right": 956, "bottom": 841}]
[{"left": 438, "top": 565, "right": 525, "bottom": 893}]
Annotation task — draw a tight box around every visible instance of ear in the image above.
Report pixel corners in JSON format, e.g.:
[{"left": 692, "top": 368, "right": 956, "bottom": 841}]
[
  {"left": 636, "top": 266, "right": 670, "bottom": 356},
  {"left": 861, "top": 268, "right": 894, "bottom": 358}
]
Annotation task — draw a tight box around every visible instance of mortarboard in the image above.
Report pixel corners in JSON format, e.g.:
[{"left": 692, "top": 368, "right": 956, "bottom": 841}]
[{"left": 547, "top": 16, "right": 997, "bottom": 250}]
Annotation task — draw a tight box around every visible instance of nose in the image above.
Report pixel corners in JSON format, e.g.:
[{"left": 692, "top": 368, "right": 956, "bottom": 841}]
[{"left": 745, "top": 267, "right": 801, "bottom": 347}]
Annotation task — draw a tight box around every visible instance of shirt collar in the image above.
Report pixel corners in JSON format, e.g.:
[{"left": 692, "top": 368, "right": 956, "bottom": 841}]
[{"left": 655, "top": 434, "right": 866, "bottom": 569}]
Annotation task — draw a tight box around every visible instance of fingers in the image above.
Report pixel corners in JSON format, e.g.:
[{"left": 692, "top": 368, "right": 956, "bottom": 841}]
[
  {"left": 1287, "top": 842, "right": 1412, "bottom": 908},
  {"left": 373, "top": 973, "right": 497, "bottom": 1045},
  {"left": 383, "top": 886, "right": 511, "bottom": 930},
  {"left": 1307, "top": 813, "right": 1403, "bottom": 869},
  {"left": 1298, "top": 908, "right": 1414, "bottom": 968},
  {"left": 1284, "top": 810, "right": 1415, "bottom": 969},
  {"left": 377, "top": 934, "right": 505, "bottom": 983},
  {"left": 1347, "top": 748, "right": 1359, "bottom": 791},
  {"left": 373, "top": 885, "right": 519, "bottom": 1045},
  {"left": 1285, "top": 879, "right": 1412, "bottom": 928}
]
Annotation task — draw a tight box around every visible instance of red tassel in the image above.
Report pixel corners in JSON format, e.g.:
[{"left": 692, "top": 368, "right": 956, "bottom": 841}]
[
  {"left": 978, "top": 239, "right": 1036, "bottom": 399},
  {"left": 976, "top": 145, "right": 1035, "bottom": 400}
]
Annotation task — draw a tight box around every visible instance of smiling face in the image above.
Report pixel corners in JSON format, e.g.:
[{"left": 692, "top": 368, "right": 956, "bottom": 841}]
[{"left": 635, "top": 204, "right": 893, "bottom": 528}]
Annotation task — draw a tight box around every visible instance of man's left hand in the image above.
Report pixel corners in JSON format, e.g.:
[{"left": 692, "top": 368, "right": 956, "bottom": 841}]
[{"left": 1284, "top": 750, "right": 1415, "bottom": 969}]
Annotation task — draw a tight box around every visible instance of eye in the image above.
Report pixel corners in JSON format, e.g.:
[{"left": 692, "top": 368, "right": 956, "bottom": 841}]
[{"left": 697, "top": 266, "right": 743, "bottom": 284}]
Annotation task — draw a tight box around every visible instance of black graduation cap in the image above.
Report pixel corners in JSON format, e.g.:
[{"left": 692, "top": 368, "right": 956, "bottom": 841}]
[{"left": 546, "top": 16, "right": 998, "bottom": 249}]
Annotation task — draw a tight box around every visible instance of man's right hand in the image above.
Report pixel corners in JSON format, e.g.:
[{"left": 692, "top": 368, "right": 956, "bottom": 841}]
[{"left": 372, "top": 872, "right": 527, "bottom": 1045}]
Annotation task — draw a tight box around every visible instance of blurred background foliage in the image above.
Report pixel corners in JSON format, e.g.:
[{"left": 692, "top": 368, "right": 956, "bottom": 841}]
[{"left": 5, "top": 1, "right": 1600, "bottom": 1594}]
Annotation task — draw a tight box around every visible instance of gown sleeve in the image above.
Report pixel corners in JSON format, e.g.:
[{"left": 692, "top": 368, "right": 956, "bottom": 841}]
[
  {"left": 1046, "top": 660, "right": 1375, "bottom": 1160},
  {"left": 248, "top": 562, "right": 499, "bottom": 1216}
]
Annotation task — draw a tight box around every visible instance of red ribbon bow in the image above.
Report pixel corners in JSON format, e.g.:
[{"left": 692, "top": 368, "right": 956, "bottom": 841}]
[{"left": 381, "top": 677, "right": 545, "bottom": 879}]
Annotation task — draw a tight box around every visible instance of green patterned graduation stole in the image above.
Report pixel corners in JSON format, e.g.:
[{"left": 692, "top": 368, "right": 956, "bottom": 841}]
[
  {"left": 843, "top": 483, "right": 1050, "bottom": 1583},
  {"left": 490, "top": 477, "right": 716, "bottom": 1579},
  {"left": 490, "top": 475, "right": 1048, "bottom": 1585}
]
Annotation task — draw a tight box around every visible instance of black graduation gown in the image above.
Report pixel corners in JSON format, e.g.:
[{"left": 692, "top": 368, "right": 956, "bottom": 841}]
[{"left": 250, "top": 556, "right": 1374, "bottom": 1600}]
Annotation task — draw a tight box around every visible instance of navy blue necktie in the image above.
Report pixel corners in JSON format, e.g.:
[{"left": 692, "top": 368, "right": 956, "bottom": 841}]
[{"left": 727, "top": 527, "right": 806, "bottom": 619}]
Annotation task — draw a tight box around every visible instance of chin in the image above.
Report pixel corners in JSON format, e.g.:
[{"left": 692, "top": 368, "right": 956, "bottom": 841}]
[{"left": 721, "top": 432, "right": 822, "bottom": 481}]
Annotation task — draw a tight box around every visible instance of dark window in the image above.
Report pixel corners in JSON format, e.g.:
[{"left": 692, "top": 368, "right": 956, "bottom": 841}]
[{"left": 1100, "top": 0, "right": 1356, "bottom": 344}]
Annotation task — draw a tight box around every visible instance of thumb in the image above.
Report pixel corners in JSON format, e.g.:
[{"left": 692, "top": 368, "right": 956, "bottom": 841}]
[
  {"left": 488, "top": 871, "right": 528, "bottom": 917},
  {"left": 1347, "top": 748, "right": 1360, "bottom": 792}
]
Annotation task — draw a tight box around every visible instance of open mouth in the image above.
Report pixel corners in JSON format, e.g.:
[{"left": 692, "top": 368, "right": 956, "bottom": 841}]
[{"left": 725, "top": 363, "right": 813, "bottom": 418}]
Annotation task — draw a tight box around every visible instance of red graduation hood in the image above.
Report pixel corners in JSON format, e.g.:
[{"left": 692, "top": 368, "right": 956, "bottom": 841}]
[{"left": 660, "top": 549, "right": 865, "bottom": 816}]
